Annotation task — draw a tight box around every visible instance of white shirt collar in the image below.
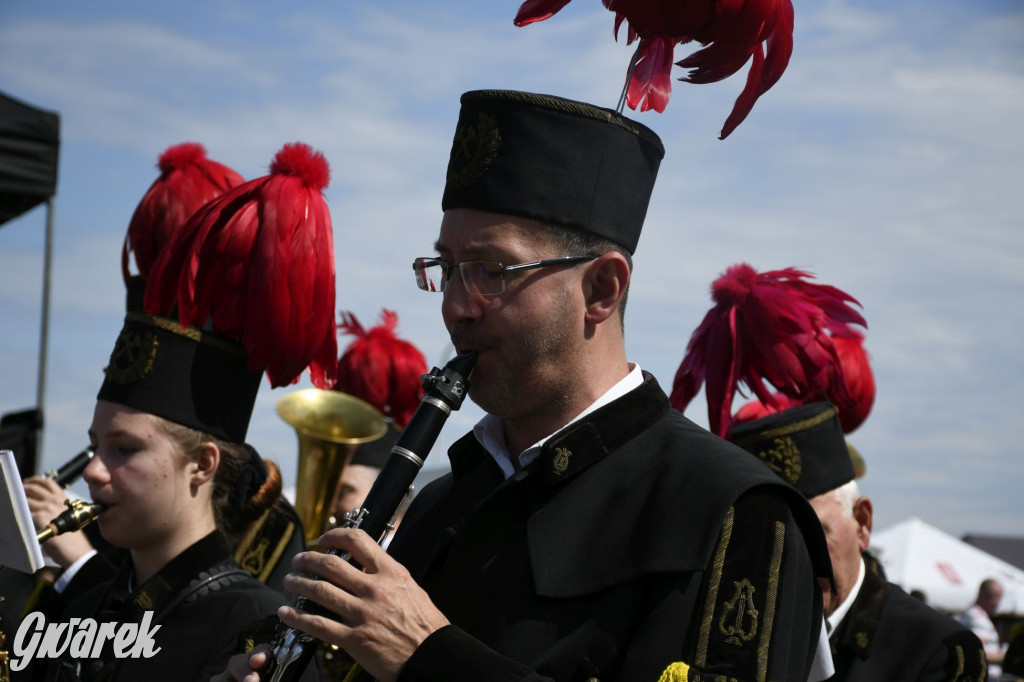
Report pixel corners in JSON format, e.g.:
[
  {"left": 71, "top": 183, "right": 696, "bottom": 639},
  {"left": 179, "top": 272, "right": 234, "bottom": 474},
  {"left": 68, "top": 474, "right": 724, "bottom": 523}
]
[
  {"left": 827, "top": 555, "right": 866, "bottom": 635},
  {"left": 474, "top": 363, "right": 644, "bottom": 479}
]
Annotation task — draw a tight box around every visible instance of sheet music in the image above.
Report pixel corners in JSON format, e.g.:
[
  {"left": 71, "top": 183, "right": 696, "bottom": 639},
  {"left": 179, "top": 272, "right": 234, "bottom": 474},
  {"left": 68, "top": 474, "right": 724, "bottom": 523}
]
[{"left": 0, "top": 449, "right": 46, "bottom": 573}]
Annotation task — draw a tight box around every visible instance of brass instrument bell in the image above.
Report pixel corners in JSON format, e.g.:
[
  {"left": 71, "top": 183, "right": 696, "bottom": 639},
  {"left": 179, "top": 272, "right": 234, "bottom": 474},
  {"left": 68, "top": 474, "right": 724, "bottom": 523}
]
[{"left": 276, "top": 390, "right": 387, "bottom": 545}]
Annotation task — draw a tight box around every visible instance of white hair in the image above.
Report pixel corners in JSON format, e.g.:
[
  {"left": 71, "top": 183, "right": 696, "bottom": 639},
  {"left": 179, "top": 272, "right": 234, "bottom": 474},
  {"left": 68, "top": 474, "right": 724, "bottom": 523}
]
[{"left": 832, "top": 480, "right": 861, "bottom": 518}]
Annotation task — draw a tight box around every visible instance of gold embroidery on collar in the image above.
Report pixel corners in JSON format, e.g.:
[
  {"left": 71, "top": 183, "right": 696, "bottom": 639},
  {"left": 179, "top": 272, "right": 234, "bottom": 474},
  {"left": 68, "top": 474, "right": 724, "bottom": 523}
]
[
  {"left": 552, "top": 447, "right": 571, "bottom": 476},
  {"left": 133, "top": 590, "right": 154, "bottom": 610}
]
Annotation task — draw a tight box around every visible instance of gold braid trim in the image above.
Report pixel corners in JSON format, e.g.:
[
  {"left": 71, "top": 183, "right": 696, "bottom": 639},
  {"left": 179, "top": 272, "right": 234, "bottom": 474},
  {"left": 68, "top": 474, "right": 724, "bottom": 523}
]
[
  {"left": 126, "top": 312, "right": 247, "bottom": 357},
  {"left": 731, "top": 406, "right": 838, "bottom": 446},
  {"left": 258, "top": 519, "right": 295, "bottom": 583},
  {"left": 233, "top": 507, "right": 297, "bottom": 583},
  {"left": 756, "top": 521, "right": 786, "bottom": 682},
  {"left": 462, "top": 90, "right": 645, "bottom": 136},
  {"left": 953, "top": 644, "right": 965, "bottom": 679},
  {"left": 657, "top": 661, "right": 690, "bottom": 682},
  {"left": 697, "top": 507, "right": 735, "bottom": 667}
]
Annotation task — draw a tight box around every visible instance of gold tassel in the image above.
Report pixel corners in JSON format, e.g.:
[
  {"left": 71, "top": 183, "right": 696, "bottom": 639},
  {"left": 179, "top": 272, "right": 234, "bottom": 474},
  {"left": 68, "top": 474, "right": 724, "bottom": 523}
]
[{"left": 657, "top": 661, "right": 690, "bottom": 682}]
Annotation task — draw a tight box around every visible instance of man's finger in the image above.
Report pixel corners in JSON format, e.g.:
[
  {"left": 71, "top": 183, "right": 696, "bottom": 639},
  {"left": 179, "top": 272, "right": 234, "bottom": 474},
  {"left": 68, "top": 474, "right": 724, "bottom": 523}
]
[{"left": 316, "top": 527, "right": 390, "bottom": 573}]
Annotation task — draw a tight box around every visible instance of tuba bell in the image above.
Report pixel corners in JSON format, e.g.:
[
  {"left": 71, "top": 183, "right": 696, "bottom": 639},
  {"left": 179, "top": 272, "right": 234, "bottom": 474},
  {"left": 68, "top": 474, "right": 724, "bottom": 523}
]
[{"left": 276, "top": 389, "right": 387, "bottom": 545}]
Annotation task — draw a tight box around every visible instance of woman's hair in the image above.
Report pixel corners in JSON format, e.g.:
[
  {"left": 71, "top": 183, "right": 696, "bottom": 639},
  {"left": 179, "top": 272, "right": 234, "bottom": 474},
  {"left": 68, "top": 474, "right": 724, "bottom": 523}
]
[{"left": 157, "top": 418, "right": 282, "bottom": 537}]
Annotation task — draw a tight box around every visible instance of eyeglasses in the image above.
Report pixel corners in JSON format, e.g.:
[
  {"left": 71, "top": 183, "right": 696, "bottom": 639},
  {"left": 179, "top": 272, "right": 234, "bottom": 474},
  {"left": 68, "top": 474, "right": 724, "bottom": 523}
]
[{"left": 412, "top": 255, "right": 598, "bottom": 297}]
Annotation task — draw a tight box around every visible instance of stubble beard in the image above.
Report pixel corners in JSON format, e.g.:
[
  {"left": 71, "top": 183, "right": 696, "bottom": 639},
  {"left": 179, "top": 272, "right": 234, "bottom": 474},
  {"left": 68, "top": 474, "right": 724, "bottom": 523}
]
[{"left": 468, "top": 291, "right": 578, "bottom": 421}]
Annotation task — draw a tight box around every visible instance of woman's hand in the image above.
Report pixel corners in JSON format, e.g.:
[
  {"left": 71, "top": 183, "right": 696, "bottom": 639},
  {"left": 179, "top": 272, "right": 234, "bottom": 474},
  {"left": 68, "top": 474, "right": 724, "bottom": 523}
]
[{"left": 24, "top": 476, "right": 95, "bottom": 568}]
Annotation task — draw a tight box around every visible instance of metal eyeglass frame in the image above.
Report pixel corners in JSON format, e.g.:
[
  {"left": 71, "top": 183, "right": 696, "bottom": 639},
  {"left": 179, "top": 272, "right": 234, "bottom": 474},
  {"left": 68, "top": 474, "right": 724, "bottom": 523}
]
[{"left": 413, "top": 255, "right": 599, "bottom": 296}]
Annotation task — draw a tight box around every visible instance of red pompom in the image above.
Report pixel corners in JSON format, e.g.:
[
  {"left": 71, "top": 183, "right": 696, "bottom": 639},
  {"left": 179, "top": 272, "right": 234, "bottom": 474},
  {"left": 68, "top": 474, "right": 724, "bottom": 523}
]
[
  {"left": 122, "top": 142, "right": 244, "bottom": 284},
  {"left": 269, "top": 142, "right": 331, "bottom": 192},
  {"left": 144, "top": 142, "right": 338, "bottom": 389},
  {"left": 335, "top": 310, "right": 428, "bottom": 429}
]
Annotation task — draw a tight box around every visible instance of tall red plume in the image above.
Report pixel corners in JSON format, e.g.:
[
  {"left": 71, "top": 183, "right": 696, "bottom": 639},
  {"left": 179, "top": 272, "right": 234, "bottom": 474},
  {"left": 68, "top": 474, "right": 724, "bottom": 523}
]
[
  {"left": 670, "top": 263, "right": 868, "bottom": 438},
  {"left": 122, "top": 143, "right": 244, "bottom": 284},
  {"left": 335, "top": 310, "right": 428, "bottom": 429},
  {"left": 513, "top": 0, "right": 794, "bottom": 138},
  {"left": 144, "top": 142, "right": 338, "bottom": 390}
]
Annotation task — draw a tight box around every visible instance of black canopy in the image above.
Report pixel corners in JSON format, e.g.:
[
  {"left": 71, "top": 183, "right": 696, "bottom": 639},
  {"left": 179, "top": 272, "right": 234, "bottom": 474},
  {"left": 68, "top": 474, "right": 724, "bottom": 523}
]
[
  {"left": 0, "top": 91, "right": 61, "bottom": 475},
  {"left": 0, "top": 90, "right": 60, "bottom": 227}
]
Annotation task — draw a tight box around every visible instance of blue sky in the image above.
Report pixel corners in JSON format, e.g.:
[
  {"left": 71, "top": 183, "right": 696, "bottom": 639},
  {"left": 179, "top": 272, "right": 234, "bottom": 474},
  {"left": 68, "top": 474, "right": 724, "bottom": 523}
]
[{"left": 1, "top": 0, "right": 1022, "bottom": 539}]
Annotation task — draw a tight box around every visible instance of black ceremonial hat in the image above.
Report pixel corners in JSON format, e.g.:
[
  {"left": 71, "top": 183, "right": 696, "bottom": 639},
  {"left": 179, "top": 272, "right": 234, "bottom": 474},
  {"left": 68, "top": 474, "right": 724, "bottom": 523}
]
[
  {"left": 728, "top": 402, "right": 855, "bottom": 499},
  {"left": 442, "top": 90, "right": 665, "bottom": 255},
  {"left": 349, "top": 422, "right": 400, "bottom": 469},
  {"left": 97, "top": 313, "right": 263, "bottom": 443}
]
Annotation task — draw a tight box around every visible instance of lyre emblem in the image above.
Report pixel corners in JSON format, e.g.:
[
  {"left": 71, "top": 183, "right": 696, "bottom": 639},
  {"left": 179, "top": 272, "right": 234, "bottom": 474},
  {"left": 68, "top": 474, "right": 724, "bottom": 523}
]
[
  {"left": 718, "top": 578, "right": 759, "bottom": 646},
  {"left": 239, "top": 538, "right": 270, "bottom": 577},
  {"left": 552, "top": 447, "right": 571, "bottom": 476}
]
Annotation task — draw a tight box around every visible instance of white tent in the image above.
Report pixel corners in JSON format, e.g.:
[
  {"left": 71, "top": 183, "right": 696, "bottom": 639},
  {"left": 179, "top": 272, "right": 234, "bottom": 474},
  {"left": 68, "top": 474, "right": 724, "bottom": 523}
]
[{"left": 870, "top": 517, "right": 1024, "bottom": 616}]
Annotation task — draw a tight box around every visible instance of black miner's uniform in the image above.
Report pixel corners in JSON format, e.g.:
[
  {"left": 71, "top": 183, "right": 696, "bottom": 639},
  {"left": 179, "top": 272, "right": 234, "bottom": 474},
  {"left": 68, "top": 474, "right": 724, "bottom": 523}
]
[
  {"left": 386, "top": 373, "right": 834, "bottom": 682},
  {"left": 38, "top": 531, "right": 319, "bottom": 682},
  {"left": 827, "top": 555, "right": 987, "bottom": 682}
]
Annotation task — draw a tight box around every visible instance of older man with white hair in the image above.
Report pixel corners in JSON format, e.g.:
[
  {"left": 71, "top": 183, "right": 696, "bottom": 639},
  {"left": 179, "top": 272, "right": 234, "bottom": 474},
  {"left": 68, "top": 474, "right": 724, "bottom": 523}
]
[{"left": 730, "top": 402, "right": 988, "bottom": 682}]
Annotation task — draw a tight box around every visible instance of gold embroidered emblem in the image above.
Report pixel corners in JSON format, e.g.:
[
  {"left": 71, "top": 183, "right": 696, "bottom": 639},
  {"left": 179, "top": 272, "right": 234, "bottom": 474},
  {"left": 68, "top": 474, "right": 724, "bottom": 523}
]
[
  {"left": 447, "top": 112, "right": 500, "bottom": 188},
  {"left": 244, "top": 638, "right": 255, "bottom": 653},
  {"left": 756, "top": 436, "right": 802, "bottom": 485},
  {"left": 552, "top": 447, "right": 571, "bottom": 475},
  {"left": 133, "top": 590, "right": 154, "bottom": 610},
  {"left": 718, "top": 578, "right": 759, "bottom": 646},
  {"left": 855, "top": 631, "right": 869, "bottom": 649},
  {"left": 104, "top": 327, "right": 159, "bottom": 385}
]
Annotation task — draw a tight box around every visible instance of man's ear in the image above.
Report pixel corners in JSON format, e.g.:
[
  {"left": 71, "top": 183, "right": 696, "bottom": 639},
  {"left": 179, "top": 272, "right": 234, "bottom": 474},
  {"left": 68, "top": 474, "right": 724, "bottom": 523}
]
[
  {"left": 583, "top": 252, "right": 630, "bottom": 325},
  {"left": 853, "top": 496, "right": 873, "bottom": 552},
  {"left": 191, "top": 442, "right": 220, "bottom": 488}
]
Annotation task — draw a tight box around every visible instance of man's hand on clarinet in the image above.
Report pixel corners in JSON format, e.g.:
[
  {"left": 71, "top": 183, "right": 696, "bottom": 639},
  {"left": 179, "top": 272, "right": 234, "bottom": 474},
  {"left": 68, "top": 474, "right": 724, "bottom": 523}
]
[{"left": 280, "top": 527, "right": 450, "bottom": 682}]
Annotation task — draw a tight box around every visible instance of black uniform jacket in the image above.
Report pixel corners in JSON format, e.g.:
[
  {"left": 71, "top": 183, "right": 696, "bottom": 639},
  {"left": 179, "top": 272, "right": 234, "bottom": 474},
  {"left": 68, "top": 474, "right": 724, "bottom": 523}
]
[
  {"left": 829, "top": 556, "right": 987, "bottom": 682},
  {"left": 387, "top": 372, "right": 833, "bottom": 682},
  {"left": 37, "top": 531, "right": 317, "bottom": 682}
]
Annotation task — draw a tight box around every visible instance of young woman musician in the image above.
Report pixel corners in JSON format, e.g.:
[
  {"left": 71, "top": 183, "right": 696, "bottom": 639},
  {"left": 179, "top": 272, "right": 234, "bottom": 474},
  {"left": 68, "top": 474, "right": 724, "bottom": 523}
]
[
  {"left": 33, "top": 314, "right": 319, "bottom": 682},
  {"left": 27, "top": 141, "right": 336, "bottom": 682}
]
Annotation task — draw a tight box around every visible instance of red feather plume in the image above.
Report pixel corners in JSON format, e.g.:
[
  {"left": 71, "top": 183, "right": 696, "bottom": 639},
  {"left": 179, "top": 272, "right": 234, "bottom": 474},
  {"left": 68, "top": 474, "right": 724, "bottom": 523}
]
[
  {"left": 335, "top": 310, "right": 428, "bottom": 429},
  {"left": 144, "top": 142, "right": 338, "bottom": 390},
  {"left": 830, "top": 332, "right": 875, "bottom": 432},
  {"left": 514, "top": 0, "right": 794, "bottom": 138},
  {"left": 122, "top": 143, "right": 244, "bottom": 284},
  {"left": 670, "top": 263, "right": 868, "bottom": 438}
]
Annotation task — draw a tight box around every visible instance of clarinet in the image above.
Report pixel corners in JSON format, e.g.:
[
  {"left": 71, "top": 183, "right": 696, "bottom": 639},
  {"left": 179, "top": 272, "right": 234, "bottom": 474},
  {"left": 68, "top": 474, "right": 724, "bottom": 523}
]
[
  {"left": 263, "top": 351, "right": 477, "bottom": 682},
  {"left": 44, "top": 446, "right": 95, "bottom": 488},
  {"left": 36, "top": 447, "right": 105, "bottom": 541}
]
